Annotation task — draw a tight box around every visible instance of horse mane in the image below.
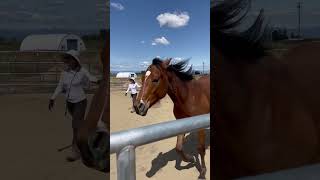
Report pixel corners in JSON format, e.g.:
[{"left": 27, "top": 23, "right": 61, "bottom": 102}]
[
  {"left": 152, "top": 58, "right": 194, "bottom": 81},
  {"left": 212, "top": 0, "right": 269, "bottom": 62}
]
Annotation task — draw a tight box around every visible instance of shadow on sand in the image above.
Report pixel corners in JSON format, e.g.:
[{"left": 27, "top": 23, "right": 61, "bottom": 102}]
[{"left": 146, "top": 129, "right": 210, "bottom": 178}]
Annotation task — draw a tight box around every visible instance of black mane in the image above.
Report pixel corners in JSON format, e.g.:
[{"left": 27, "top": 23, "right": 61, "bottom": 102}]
[
  {"left": 152, "top": 58, "right": 193, "bottom": 81},
  {"left": 212, "top": 0, "right": 269, "bottom": 62}
]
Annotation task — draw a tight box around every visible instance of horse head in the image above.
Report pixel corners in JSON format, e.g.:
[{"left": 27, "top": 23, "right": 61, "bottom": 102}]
[{"left": 134, "top": 58, "right": 171, "bottom": 116}]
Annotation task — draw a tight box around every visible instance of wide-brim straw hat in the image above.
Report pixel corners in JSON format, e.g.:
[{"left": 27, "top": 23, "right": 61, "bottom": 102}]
[{"left": 62, "top": 50, "right": 81, "bottom": 65}]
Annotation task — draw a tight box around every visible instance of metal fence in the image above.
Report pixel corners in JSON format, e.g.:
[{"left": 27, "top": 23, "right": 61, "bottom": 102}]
[
  {"left": 238, "top": 163, "right": 320, "bottom": 180},
  {"left": 0, "top": 61, "right": 102, "bottom": 93},
  {"left": 110, "top": 113, "right": 210, "bottom": 180}
]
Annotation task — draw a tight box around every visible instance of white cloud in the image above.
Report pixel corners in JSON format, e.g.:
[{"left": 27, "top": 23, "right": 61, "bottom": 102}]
[
  {"left": 152, "top": 36, "right": 170, "bottom": 46},
  {"left": 156, "top": 12, "right": 190, "bottom": 28},
  {"left": 111, "top": 2, "right": 124, "bottom": 11},
  {"left": 140, "top": 61, "right": 151, "bottom": 68},
  {"left": 140, "top": 40, "right": 145, "bottom": 44}
]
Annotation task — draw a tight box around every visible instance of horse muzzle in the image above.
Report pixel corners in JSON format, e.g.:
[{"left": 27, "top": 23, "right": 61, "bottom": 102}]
[
  {"left": 134, "top": 102, "right": 149, "bottom": 116},
  {"left": 78, "top": 130, "right": 110, "bottom": 173}
]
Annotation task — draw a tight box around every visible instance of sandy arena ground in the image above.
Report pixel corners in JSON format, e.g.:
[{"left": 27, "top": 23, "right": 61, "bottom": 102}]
[
  {"left": 110, "top": 91, "right": 211, "bottom": 180},
  {"left": 0, "top": 94, "right": 107, "bottom": 180}
]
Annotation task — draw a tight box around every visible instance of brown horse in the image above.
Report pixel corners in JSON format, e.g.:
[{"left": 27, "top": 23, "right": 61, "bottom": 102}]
[
  {"left": 76, "top": 33, "right": 110, "bottom": 173},
  {"left": 213, "top": 0, "right": 320, "bottom": 179},
  {"left": 134, "top": 58, "right": 210, "bottom": 179}
]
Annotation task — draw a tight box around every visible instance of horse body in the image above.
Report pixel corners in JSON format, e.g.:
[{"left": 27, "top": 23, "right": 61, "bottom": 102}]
[
  {"left": 214, "top": 50, "right": 320, "bottom": 178},
  {"left": 76, "top": 34, "right": 110, "bottom": 173},
  {"left": 212, "top": 0, "right": 320, "bottom": 178},
  {"left": 169, "top": 75, "right": 210, "bottom": 119},
  {"left": 135, "top": 58, "right": 210, "bottom": 179}
]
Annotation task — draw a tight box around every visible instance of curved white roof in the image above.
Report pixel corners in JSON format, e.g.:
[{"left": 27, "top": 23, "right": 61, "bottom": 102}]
[
  {"left": 116, "top": 72, "right": 137, "bottom": 78},
  {"left": 20, "top": 34, "right": 86, "bottom": 51}
]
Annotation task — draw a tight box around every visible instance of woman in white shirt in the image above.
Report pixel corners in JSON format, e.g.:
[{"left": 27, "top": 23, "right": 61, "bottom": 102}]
[
  {"left": 125, "top": 77, "right": 141, "bottom": 113},
  {"left": 48, "top": 50, "right": 100, "bottom": 161}
]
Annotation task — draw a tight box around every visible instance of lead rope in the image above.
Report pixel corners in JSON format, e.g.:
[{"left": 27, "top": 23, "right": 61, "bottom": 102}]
[{"left": 65, "top": 71, "right": 79, "bottom": 116}]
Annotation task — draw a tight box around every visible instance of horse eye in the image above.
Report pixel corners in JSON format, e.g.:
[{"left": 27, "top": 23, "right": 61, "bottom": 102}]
[{"left": 152, "top": 79, "right": 159, "bottom": 83}]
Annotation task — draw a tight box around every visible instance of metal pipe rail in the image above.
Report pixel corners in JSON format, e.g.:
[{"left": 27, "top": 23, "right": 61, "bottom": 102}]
[
  {"left": 110, "top": 113, "right": 210, "bottom": 180},
  {"left": 238, "top": 163, "right": 320, "bottom": 180}
]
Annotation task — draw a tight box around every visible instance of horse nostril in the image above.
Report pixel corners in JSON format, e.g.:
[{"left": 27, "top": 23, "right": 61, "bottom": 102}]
[
  {"left": 93, "top": 132, "right": 104, "bottom": 148},
  {"left": 139, "top": 103, "right": 144, "bottom": 109}
]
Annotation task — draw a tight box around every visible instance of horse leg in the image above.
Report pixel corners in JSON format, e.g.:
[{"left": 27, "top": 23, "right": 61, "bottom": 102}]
[
  {"left": 176, "top": 134, "right": 194, "bottom": 163},
  {"left": 198, "top": 129, "right": 207, "bottom": 179}
]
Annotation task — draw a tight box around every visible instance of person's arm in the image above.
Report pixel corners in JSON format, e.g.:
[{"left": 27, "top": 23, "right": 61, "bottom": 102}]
[
  {"left": 136, "top": 82, "right": 141, "bottom": 88},
  {"left": 83, "top": 68, "right": 98, "bottom": 83},
  {"left": 125, "top": 85, "right": 130, "bottom": 96},
  {"left": 49, "top": 72, "right": 64, "bottom": 111},
  {"left": 51, "top": 72, "right": 64, "bottom": 100}
]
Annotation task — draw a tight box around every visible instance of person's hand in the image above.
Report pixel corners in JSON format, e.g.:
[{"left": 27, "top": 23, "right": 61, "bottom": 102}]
[
  {"left": 49, "top": 99, "right": 55, "bottom": 111},
  {"left": 125, "top": 93, "right": 127, "bottom": 96}
]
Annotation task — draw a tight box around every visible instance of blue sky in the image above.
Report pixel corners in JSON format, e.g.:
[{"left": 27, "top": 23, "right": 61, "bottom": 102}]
[{"left": 110, "top": 0, "right": 210, "bottom": 72}]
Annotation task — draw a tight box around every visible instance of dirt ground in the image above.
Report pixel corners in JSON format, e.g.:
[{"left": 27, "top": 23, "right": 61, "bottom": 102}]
[
  {"left": 0, "top": 94, "right": 107, "bottom": 180},
  {"left": 110, "top": 91, "right": 211, "bottom": 180}
]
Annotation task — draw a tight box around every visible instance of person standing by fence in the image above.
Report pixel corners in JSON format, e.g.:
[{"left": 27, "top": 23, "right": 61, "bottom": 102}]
[
  {"left": 125, "top": 77, "right": 141, "bottom": 113},
  {"left": 48, "top": 50, "right": 100, "bottom": 162}
]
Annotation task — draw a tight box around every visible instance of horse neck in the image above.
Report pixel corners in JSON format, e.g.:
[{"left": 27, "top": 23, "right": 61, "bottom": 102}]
[
  {"left": 166, "top": 72, "right": 192, "bottom": 107},
  {"left": 80, "top": 80, "right": 108, "bottom": 136},
  {"left": 216, "top": 57, "right": 273, "bottom": 136}
]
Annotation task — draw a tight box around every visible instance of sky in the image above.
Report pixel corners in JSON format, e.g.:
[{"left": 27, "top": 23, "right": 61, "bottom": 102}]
[
  {"left": 110, "top": 0, "right": 210, "bottom": 72},
  {"left": 0, "top": 0, "right": 108, "bottom": 30},
  {"left": 247, "top": 0, "right": 320, "bottom": 37},
  {"left": 0, "top": 0, "right": 319, "bottom": 68}
]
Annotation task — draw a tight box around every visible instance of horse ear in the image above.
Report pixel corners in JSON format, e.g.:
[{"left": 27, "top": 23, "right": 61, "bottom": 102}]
[{"left": 162, "top": 58, "right": 171, "bottom": 69}]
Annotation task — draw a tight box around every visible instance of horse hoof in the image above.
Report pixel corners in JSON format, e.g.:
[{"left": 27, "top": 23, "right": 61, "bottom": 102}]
[{"left": 198, "top": 168, "right": 206, "bottom": 180}]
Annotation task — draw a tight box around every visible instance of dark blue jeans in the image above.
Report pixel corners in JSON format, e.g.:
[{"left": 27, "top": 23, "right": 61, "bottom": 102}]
[{"left": 67, "top": 99, "right": 87, "bottom": 152}]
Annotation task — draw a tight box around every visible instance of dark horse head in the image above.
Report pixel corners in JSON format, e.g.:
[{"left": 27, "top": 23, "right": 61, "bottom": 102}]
[
  {"left": 76, "top": 32, "right": 110, "bottom": 173},
  {"left": 134, "top": 58, "right": 193, "bottom": 116}
]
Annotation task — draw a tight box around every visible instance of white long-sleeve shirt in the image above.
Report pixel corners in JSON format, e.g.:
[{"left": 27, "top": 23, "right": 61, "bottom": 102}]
[
  {"left": 51, "top": 67, "right": 98, "bottom": 103},
  {"left": 126, "top": 82, "right": 141, "bottom": 95}
]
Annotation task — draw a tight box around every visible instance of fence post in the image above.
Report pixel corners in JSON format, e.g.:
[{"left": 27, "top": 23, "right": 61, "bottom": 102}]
[{"left": 117, "top": 145, "right": 136, "bottom": 180}]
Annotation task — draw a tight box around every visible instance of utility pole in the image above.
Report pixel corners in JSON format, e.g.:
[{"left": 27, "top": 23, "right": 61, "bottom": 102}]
[
  {"left": 202, "top": 61, "right": 204, "bottom": 74},
  {"left": 297, "top": 1, "right": 302, "bottom": 38}
]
